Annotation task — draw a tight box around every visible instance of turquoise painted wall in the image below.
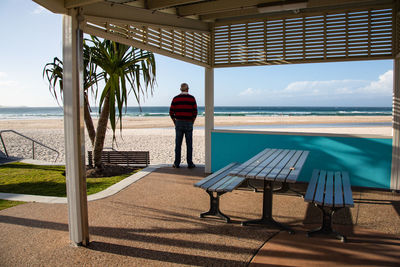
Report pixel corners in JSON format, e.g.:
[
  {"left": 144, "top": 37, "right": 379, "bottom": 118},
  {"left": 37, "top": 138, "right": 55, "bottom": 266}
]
[{"left": 211, "top": 131, "right": 392, "bottom": 189}]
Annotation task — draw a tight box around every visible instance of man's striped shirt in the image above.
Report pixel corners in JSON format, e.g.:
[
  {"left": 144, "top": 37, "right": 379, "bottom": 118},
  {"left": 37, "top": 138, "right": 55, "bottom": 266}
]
[{"left": 169, "top": 93, "right": 198, "bottom": 122}]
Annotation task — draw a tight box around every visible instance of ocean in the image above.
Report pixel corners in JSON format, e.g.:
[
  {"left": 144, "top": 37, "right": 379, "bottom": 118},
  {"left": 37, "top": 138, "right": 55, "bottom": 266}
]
[{"left": 0, "top": 106, "right": 393, "bottom": 120}]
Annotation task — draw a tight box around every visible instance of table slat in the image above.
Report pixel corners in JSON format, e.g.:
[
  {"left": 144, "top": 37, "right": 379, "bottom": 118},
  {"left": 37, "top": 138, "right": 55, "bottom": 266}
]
[
  {"left": 276, "top": 150, "right": 303, "bottom": 181},
  {"left": 286, "top": 151, "right": 309, "bottom": 182},
  {"left": 229, "top": 148, "right": 271, "bottom": 176},
  {"left": 270, "top": 150, "right": 297, "bottom": 181},
  {"left": 237, "top": 149, "right": 278, "bottom": 177},
  {"left": 246, "top": 149, "right": 282, "bottom": 178},
  {"left": 258, "top": 149, "right": 291, "bottom": 180}
]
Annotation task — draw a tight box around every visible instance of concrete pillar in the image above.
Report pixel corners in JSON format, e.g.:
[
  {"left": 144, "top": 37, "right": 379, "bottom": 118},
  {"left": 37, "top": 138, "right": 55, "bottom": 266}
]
[
  {"left": 205, "top": 67, "right": 214, "bottom": 174},
  {"left": 63, "top": 8, "right": 89, "bottom": 246},
  {"left": 392, "top": 57, "right": 400, "bottom": 191}
]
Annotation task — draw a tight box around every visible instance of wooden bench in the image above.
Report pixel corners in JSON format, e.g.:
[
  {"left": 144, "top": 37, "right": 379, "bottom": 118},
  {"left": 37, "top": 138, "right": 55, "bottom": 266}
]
[
  {"left": 88, "top": 150, "right": 150, "bottom": 167},
  {"left": 304, "top": 169, "right": 354, "bottom": 242},
  {"left": 194, "top": 162, "right": 246, "bottom": 223}
]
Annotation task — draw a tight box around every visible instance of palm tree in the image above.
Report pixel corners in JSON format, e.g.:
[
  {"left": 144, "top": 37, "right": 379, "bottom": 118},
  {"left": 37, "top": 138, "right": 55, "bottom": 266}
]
[
  {"left": 43, "top": 51, "right": 101, "bottom": 146},
  {"left": 43, "top": 36, "right": 156, "bottom": 170}
]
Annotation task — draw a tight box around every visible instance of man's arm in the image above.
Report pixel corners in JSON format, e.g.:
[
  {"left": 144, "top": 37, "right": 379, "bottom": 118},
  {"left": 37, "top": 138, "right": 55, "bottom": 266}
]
[
  {"left": 169, "top": 98, "right": 176, "bottom": 124},
  {"left": 192, "top": 97, "right": 198, "bottom": 123}
]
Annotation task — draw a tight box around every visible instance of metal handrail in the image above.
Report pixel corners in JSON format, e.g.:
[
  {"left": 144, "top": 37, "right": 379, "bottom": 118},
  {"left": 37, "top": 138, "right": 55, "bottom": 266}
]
[{"left": 0, "top": 130, "right": 60, "bottom": 162}]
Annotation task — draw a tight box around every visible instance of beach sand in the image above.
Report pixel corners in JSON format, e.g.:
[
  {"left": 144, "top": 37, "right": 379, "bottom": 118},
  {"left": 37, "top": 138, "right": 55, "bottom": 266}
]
[{"left": 0, "top": 116, "right": 392, "bottom": 164}]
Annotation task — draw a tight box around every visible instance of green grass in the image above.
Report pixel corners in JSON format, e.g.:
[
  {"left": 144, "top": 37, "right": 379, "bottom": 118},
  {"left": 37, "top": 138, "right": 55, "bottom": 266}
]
[
  {"left": 0, "top": 162, "right": 138, "bottom": 197},
  {"left": 0, "top": 199, "right": 25, "bottom": 210}
]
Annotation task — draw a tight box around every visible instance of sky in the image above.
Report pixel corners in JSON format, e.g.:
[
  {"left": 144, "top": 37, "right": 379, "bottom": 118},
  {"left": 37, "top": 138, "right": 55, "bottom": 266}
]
[{"left": 0, "top": 0, "right": 394, "bottom": 108}]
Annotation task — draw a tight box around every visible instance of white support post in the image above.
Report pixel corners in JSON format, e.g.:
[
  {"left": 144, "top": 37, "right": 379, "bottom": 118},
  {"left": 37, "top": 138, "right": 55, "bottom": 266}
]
[
  {"left": 205, "top": 67, "right": 214, "bottom": 174},
  {"left": 392, "top": 58, "right": 400, "bottom": 191},
  {"left": 63, "top": 8, "right": 89, "bottom": 246}
]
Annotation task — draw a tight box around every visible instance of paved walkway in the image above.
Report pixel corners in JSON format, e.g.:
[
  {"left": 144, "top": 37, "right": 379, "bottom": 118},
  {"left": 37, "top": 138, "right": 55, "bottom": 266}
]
[{"left": 0, "top": 165, "right": 399, "bottom": 266}]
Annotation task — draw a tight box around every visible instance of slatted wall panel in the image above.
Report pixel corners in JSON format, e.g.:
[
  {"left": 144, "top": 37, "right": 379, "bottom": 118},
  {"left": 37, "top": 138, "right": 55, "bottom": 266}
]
[
  {"left": 85, "top": 18, "right": 210, "bottom": 67},
  {"left": 214, "top": 8, "right": 393, "bottom": 67}
]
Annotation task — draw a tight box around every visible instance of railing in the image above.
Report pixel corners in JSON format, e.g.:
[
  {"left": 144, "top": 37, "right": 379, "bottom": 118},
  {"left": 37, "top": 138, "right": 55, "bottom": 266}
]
[{"left": 0, "top": 130, "right": 60, "bottom": 162}]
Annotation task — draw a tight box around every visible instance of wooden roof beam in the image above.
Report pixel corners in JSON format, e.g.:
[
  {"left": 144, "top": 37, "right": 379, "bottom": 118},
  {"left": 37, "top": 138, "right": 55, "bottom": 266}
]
[
  {"left": 65, "top": 0, "right": 103, "bottom": 9},
  {"left": 82, "top": 1, "right": 210, "bottom": 32},
  {"left": 177, "top": 0, "right": 278, "bottom": 16},
  {"left": 147, "top": 0, "right": 205, "bottom": 10},
  {"left": 32, "top": 0, "right": 66, "bottom": 14},
  {"left": 307, "top": 0, "right": 388, "bottom": 8},
  {"left": 200, "top": 7, "right": 259, "bottom": 21}
]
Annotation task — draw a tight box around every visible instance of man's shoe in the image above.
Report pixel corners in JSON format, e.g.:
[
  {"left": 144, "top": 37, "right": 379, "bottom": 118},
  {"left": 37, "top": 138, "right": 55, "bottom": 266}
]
[
  {"left": 188, "top": 164, "right": 196, "bottom": 169},
  {"left": 172, "top": 164, "right": 180, "bottom": 168}
]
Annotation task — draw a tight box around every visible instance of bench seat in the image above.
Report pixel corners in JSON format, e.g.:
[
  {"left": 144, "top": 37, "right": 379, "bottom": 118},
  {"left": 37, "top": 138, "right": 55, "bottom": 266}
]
[
  {"left": 88, "top": 150, "right": 150, "bottom": 167},
  {"left": 305, "top": 169, "right": 354, "bottom": 242},
  {"left": 194, "top": 162, "right": 245, "bottom": 222}
]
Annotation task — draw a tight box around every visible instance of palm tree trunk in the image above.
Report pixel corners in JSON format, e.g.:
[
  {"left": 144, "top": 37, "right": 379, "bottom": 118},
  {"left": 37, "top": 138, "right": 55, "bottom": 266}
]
[
  {"left": 93, "top": 94, "right": 110, "bottom": 170},
  {"left": 84, "top": 94, "right": 96, "bottom": 146}
]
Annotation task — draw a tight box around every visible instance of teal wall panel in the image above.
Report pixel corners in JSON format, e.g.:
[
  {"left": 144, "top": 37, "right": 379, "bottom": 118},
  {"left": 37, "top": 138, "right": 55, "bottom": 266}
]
[{"left": 211, "top": 131, "right": 392, "bottom": 189}]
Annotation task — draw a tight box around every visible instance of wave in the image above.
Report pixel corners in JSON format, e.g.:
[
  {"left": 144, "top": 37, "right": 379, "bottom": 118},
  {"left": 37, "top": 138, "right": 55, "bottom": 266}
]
[{"left": 0, "top": 106, "right": 392, "bottom": 120}]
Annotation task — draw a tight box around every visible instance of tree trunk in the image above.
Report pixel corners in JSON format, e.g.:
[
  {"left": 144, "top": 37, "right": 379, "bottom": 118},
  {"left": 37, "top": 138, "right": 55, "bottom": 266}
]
[
  {"left": 84, "top": 94, "right": 96, "bottom": 146},
  {"left": 93, "top": 94, "right": 110, "bottom": 170}
]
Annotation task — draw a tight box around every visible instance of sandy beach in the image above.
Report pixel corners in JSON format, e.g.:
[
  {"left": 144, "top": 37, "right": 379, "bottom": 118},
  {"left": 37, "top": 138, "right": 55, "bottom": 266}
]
[{"left": 0, "top": 116, "right": 392, "bottom": 164}]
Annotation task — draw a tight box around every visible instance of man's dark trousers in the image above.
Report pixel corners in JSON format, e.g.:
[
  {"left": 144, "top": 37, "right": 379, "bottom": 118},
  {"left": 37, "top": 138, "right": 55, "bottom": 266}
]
[{"left": 174, "top": 120, "right": 193, "bottom": 167}]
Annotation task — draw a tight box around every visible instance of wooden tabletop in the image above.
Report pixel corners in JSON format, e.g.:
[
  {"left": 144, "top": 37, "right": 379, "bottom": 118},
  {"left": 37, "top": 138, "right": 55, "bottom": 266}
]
[{"left": 229, "top": 148, "right": 309, "bottom": 183}]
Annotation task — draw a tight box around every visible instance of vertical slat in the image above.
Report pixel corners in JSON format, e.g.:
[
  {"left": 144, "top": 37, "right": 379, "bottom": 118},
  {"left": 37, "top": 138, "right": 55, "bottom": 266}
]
[
  {"left": 314, "top": 170, "right": 327, "bottom": 206},
  {"left": 341, "top": 171, "right": 354, "bottom": 207},
  {"left": 323, "top": 14, "right": 327, "bottom": 60},
  {"left": 304, "top": 169, "right": 320, "bottom": 202},
  {"left": 263, "top": 20, "right": 267, "bottom": 62},
  {"left": 324, "top": 171, "right": 334, "bottom": 207},
  {"left": 368, "top": 10, "right": 372, "bottom": 56},
  {"left": 283, "top": 18, "right": 286, "bottom": 60},
  {"left": 204, "top": 66, "right": 214, "bottom": 173},
  {"left": 63, "top": 9, "right": 89, "bottom": 246},
  {"left": 334, "top": 171, "right": 344, "bottom": 207},
  {"left": 213, "top": 7, "right": 393, "bottom": 67},
  {"left": 392, "top": 6, "right": 400, "bottom": 190},
  {"left": 392, "top": 57, "right": 400, "bottom": 190}
]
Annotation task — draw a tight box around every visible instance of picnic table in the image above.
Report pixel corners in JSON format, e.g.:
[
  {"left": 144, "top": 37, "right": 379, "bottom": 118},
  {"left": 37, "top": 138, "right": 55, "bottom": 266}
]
[{"left": 229, "top": 148, "right": 309, "bottom": 233}]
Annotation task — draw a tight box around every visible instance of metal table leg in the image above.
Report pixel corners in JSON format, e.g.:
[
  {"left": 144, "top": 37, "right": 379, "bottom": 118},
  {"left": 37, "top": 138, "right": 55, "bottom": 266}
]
[
  {"left": 242, "top": 180, "right": 295, "bottom": 234},
  {"left": 200, "top": 191, "right": 230, "bottom": 223},
  {"left": 307, "top": 206, "right": 347, "bottom": 242}
]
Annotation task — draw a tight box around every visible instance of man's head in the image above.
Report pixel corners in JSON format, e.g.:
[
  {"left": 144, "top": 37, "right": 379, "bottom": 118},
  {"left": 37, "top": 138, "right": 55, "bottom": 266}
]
[{"left": 180, "top": 83, "right": 189, "bottom": 92}]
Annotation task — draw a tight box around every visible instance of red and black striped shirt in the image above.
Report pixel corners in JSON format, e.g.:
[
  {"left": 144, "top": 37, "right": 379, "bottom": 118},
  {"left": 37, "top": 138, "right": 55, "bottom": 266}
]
[{"left": 169, "top": 93, "right": 198, "bottom": 122}]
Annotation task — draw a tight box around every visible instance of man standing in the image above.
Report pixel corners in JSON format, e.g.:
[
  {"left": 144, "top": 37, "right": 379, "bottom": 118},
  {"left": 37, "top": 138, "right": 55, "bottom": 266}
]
[{"left": 169, "top": 83, "right": 198, "bottom": 168}]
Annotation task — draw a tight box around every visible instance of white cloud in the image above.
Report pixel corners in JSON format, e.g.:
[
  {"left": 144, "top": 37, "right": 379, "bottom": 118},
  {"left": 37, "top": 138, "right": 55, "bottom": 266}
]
[
  {"left": 284, "top": 79, "right": 368, "bottom": 96},
  {"left": 282, "top": 70, "right": 393, "bottom": 98},
  {"left": 360, "top": 70, "right": 392, "bottom": 94},
  {"left": 231, "top": 70, "right": 393, "bottom": 106},
  {"left": 239, "top": 88, "right": 261, "bottom": 96}
]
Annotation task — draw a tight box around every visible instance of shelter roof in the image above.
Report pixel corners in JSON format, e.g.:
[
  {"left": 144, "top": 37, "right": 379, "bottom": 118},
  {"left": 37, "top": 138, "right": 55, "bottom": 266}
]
[{"left": 34, "top": 0, "right": 398, "bottom": 67}]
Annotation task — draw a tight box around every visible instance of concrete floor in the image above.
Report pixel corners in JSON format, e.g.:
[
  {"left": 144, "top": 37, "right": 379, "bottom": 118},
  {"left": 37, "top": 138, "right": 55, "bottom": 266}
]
[{"left": 0, "top": 166, "right": 399, "bottom": 266}]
